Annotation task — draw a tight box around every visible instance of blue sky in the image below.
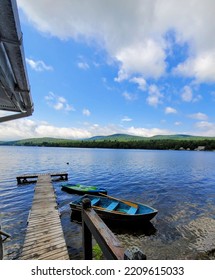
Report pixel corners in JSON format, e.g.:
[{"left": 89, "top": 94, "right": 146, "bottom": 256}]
[{"left": 1, "top": 0, "right": 215, "bottom": 140}]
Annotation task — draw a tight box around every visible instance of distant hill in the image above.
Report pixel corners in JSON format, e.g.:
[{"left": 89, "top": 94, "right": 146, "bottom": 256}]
[
  {"left": 150, "top": 134, "right": 209, "bottom": 140},
  {"left": 1, "top": 134, "right": 215, "bottom": 151},
  {"left": 1, "top": 134, "right": 215, "bottom": 146},
  {"left": 0, "top": 137, "right": 73, "bottom": 146},
  {"left": 88, "top": 133, "right": 215, "bottom": 141},
  {"left": 88, "top": 133, "right": 147, "bottom": 141},
  {"left": 16, "top": 137, "right": 68, "bottom": 144}
]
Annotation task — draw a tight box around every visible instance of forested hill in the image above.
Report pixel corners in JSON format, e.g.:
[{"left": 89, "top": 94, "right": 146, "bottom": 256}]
[
  {"left": 1, "top": 134, "right": 215, "bottom": 151},
  {"left": 88, "top": 133, "right": 210, "bottom": 141},
  {"left": 88, "top": 133, "right": 148, "bottom": 141}
]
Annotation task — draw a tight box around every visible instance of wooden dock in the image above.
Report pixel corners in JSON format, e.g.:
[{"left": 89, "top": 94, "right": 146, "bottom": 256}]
[
  {"left": 19, "top": 173, "right": 69, "bottom": 260},
  {"left": 17, "top": 172, "right": 68, "bottom": 184}
]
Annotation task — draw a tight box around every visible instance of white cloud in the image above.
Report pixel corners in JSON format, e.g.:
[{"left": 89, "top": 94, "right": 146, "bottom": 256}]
[
  {"left": 181, "top": 86, "right": 193, "bottom": 102},
  {"left": 86, "top": 123, "right": 174, "bottom": 138},
  {"left": 0, "top": 116, "right": 173, "bottom": 140},
  {"left": 122, "top": 92, "right": 138, "bottom": 101},
  {"left": 0, "top": 119, "right": 92, "bottom": 140},
  {"left": 1, "top": 118, "right": 214, "bottom": 140},
  {"left": 196, "top": 121, "right": 214, "bottom": 129},
  {"left": 194, "top": 121, "right": 215, "bottom": 136},
  {"left": 165, "top": 107, "right": 177, "bottom": 114},
  {"left": 26, "top": 58, "right": 53, "bottom": 71},
  {"left": 147, "top": 85, "right": 163, "bottom": 107},
  {"left": 130, "top": 77, "right": 147, "bottom": 91},
  {"left": 174, "top": 51, "right": 215, "bottom": 83},
  {"left": 82, "top": 108, "right": 91, "bottom": 116},
  {"left": 54, "top": 102, "right": 64, "bottom": 110},
  {"left": 0, "top": 119, "right": 38, "bottom": 140},
  {"left": 45, "top": 92, "right": 75, "bottom": 112},
  {"left": 121, "top": 116, "right": 132, "bottom": 122},
  {"left": 77, "top": 62, "right": 90, "bottom": 70},
  {"left": 180, "top": 86, "right": 202, "bottom": 103},
  {"left": 35, "top": 124, "right": 91, "bottom": 139},
  {"left": 115, "top": 40, "right": 166, "bottom": 81},
  {"left": 127, "top": 126, "right": 172, "bottom": 137},
  {"left": 188, "top": 112, "right": 208, "bottom": 121},
  {"left": 174, "top": 121, "right": 182, "bottom": 126},
  {"left": 58, "top": 97, "right": 66, "bottom": 103},
  {"left": 18, "top": 0, "right": 215, "bottom": 83}
]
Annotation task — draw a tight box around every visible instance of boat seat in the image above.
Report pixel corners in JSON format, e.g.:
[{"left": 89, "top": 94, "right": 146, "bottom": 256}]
[
  {"left": 91, "top": 198, "right": 100, "bottom": 206},
  {"left": 106, "top": 201, "right": 119, "bottom": 211},
  {"left": 127, "top": 206, "right": 138, "bottom": 215}
]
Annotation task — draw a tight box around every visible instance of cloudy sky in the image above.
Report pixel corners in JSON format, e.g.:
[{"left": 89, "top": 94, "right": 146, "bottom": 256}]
[{"left": 1, "top": 0, "right": 215, "bottom": 140}]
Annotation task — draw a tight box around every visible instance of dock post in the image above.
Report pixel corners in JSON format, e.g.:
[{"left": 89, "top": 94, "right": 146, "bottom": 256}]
[
  {"left": 81, "top": 199, "right": 126, "bottom": 260},
  {"left": 82, "top": 198, "right": 93, "bottom": 260},
  {"left": 17, "top": 177, "right": 21, "bottom": 184}
]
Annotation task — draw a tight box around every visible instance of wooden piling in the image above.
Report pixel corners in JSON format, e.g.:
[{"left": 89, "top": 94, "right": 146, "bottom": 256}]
[{"left": 81, "top": 198, "right": 147, "bottom": 260}]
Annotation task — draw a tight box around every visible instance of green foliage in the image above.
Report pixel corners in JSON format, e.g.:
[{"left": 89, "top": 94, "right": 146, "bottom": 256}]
[
  {"left": 1, "top": 134, "right": 215, "bottom": 151},
  {"left": 89, "top": 133, "right": 148, "bottom": 141},
  {"left": 92, "top": 243, "right": 103, "bottom": 260}
]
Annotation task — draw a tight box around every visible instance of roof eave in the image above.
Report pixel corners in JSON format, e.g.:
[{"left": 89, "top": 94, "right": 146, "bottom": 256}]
[{"left": 0, "top": 0, "right": 34, "bottom": 122}]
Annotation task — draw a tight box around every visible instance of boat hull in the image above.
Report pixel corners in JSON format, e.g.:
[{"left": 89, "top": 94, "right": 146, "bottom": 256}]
[
  {"left": 62, "top": 184, "right": 107, "bottom": 195},
  {"left": 70, "top": 194, "right": 158, "bottom": 226},
  {"left": 71, "top": 207, "right": 157, "bottom": 226}
]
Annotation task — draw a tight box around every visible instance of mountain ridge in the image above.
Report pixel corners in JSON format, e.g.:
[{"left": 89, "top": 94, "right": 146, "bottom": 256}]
[
  {"left": 87, "top": 133, "right": 213, "bottom": 141},
  {"left": 1, "top": 133, "right": 215, "bottom": 145},
  {"left": 1, "top": 134, "right": 215, "bottom": 151}
]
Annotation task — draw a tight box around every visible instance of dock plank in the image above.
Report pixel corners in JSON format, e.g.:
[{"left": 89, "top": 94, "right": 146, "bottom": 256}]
[{"left": 19, "top": 174, "right": 69, "bottom": 260}]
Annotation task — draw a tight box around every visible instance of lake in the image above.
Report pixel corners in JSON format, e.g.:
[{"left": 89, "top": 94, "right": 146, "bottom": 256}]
[{"left": 0, "top": 146, "right": 215, "bottom": 260}]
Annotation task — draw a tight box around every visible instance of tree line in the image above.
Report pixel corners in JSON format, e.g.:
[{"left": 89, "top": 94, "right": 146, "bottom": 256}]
[{"left": 10, "top": 139, "right": 215, "bottom": 151}]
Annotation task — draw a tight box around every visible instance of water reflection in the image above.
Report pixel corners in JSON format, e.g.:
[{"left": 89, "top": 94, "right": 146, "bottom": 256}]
[{"left": 112, "top": 221, "right": 156, "bottom": 236}]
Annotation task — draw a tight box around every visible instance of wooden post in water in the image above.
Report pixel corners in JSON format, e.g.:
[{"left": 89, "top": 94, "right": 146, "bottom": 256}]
[
  {"left": 82, "top": 198, "right": 93, "bottom": 260},
  {"left": 81, "top": 198, "right": 146, "bottom": 260}
]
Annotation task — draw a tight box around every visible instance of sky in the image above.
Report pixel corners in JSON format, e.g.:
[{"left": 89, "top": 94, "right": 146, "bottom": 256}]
[{"left": 1, "top": 0, "right": 215, "bottom": 140}]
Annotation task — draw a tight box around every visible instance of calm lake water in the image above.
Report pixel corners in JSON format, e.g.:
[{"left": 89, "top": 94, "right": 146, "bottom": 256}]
[{"left": 0, "top": 146, "right": 215, "bottom": 260}]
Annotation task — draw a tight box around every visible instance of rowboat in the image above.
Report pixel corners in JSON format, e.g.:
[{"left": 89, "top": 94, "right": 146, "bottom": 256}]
[
  {"left": 61, "top": 184, "right": 107, "bottom": 195},
  {"left": 70, "top": 194, "right": 158, "bottom": 225}
]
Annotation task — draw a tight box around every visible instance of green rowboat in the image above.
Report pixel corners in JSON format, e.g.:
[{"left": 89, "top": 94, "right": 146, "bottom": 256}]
[{"left": 61, "top": 184, "right": 107, "bottom": 195}]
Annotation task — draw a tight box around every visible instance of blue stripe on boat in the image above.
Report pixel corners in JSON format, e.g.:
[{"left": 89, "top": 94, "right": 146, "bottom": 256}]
[
  {"left": 127, "top": 207, "right": 138, "bottom": 215},
  {"left": 106, "top": 201, "right": 119, "bottom": 211},
  {"left": 91, "top": 198, "right": 100, "bottom": 205}
]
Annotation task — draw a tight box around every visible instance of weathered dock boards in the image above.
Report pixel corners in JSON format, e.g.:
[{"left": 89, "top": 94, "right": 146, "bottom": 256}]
[
  {"left": 17, "top": 172, "right": 68, "bottom": 184},
  {"left": 19, "top": 174, "right": 69, "bottom": 260}
]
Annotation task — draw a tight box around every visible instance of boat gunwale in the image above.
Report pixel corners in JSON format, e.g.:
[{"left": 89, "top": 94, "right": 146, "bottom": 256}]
[{"left": 69, "top": 194, "right": 158, "bottom": 217}]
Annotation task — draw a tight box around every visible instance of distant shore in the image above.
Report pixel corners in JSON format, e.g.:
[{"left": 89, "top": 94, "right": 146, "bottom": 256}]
[{"left": 1, "top": 137, "right": 215, "bottom": 151}]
